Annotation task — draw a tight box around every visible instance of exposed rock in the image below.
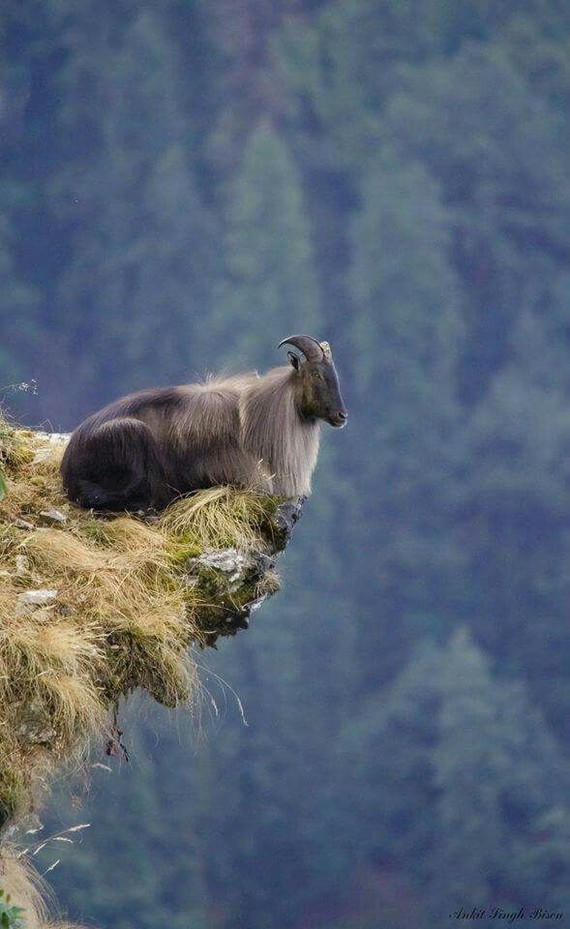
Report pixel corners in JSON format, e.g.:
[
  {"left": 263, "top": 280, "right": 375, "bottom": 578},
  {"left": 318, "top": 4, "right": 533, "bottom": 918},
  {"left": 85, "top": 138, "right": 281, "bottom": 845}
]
[
  {"left": 15, "top": 555, "right": 29, "bottom": 576},
  {"left": 13, "top": 697, "right": 57, "bottom": 745},
  {"left": 186, "top": 548, "right": 275, "bottom": 590},
  {"left": 39, "top": 508, "right": 68, "bottom": 525},
  {"left": 273, "top": 497, "right": 305, "bottom": 544},
  {"left": 248, "top": 593, "right": 270, "bottom": 615},
  {"left": 185, "top": 547, "right": 279, "bottom": 643},
  {"left": 16, "top": 589, "right": 58, "bottom": 615}
]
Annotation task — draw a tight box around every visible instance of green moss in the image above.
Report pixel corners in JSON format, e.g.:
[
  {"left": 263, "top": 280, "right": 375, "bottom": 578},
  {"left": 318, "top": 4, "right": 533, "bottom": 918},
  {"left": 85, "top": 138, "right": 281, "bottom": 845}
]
[
  {"left": 0, "top": 423, "right": 35, "bottom": 471},
  {"left": 165, "top": 539, "right": 204, "bottom": 565},
  {"left": 78, "top": 521, "right": 118, "bottom": 546},
  {"left": 103, "top": 630, "right": 191, "bottom": 708}
]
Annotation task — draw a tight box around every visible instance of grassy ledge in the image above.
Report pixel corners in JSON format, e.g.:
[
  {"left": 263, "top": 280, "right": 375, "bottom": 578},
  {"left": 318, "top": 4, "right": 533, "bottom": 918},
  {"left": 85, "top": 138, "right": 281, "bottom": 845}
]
[{"left": 0, "top": 415, "right": 299, "bottom": 924}]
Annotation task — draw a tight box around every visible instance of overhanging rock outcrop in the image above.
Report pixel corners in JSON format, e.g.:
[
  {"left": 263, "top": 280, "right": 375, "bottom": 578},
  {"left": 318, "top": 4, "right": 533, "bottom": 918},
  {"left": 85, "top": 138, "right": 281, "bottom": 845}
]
[{"left": 0, "top": 421, "right": 304, "bottom": 836}]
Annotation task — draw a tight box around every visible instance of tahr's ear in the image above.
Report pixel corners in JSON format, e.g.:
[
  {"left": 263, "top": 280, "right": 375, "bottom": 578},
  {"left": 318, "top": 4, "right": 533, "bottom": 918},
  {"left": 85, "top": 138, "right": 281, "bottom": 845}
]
[{"left": 288, "top": 351, "right": 301, "bottom": 371}]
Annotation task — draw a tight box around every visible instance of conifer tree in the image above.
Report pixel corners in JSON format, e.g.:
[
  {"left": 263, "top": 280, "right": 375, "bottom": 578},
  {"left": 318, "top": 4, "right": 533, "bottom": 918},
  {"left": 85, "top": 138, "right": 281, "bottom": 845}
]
[
  {"left": 209, "top": 120, "right": 321, "bottom": 368},
  {"left": 429, "top": 629, "right": 508, "bottom": 917},
  {"left": 382, "top": 44, "right": 570, "bottom": 403},
  {"left": 322, "top": 630, "right": 570, "bottom": 923},
  {"left": 347, "top": 151, "right": 464, "bottom": 688},
  {"left": 49, "top": 8, "right": 217, "bottom": 417}
]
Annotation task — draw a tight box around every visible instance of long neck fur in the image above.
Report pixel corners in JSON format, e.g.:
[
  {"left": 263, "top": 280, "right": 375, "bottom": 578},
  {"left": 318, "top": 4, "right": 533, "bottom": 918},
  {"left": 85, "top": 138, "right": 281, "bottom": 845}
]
[{"left": 240, "top": 366, "right": 320, "bottom": 498}]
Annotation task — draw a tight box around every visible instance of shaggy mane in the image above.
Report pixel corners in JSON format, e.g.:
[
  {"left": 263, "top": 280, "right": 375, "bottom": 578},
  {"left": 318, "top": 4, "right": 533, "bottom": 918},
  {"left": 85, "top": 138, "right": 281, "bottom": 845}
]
[{"left": 240, "top": 366, "right": 320, "bottom": 497}]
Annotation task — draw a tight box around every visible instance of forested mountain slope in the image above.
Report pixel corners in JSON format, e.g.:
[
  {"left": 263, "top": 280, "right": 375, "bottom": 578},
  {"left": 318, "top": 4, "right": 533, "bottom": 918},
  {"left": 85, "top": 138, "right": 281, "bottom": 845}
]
[{"left": 2, "top": 1, "right": 570, "bottom": 926}]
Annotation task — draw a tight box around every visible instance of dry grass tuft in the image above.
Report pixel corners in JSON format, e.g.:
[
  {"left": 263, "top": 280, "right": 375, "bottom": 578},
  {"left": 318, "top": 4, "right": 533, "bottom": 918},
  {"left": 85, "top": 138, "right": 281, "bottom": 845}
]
[
  {"left": 0, "top": 851, "right": 89, "bottom": 928},
  {"left": 163, "top": 485, "right": 280, "bottom": 555},
  {"left": 0, "top": 852, "right": 50, "bottom": 929},
  {"left": 0, "top": 415, "right": 286, "bottom": 836}
]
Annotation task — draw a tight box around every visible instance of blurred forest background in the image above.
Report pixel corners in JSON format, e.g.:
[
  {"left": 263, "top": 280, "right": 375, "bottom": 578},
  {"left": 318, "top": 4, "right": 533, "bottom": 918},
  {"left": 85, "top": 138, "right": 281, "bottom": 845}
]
[{"left": 2, "top": 0, "right": 570, "bottom": 927}]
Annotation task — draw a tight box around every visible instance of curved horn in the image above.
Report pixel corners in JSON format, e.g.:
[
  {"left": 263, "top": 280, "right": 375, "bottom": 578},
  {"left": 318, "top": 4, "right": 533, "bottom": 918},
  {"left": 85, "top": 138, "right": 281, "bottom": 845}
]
[{"left": 278, "top": 335, "right": 324, "bottom": 362}]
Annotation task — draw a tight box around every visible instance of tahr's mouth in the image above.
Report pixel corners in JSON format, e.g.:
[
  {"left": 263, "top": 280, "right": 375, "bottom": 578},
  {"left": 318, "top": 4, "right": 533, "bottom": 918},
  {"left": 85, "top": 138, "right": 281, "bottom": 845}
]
[{"left": 330, "top": 411, "right": 348, "bottom": 428}]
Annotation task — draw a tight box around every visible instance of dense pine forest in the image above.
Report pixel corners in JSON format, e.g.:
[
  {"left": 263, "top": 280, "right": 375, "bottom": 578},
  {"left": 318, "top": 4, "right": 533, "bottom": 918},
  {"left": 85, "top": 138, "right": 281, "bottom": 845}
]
[{"left": 2, "top": 1, "right": 570, "bottom": 926}]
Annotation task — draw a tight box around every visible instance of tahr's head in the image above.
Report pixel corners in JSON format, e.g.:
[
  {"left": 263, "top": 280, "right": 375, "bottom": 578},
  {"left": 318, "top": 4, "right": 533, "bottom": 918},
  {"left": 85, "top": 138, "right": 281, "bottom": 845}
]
[{"left": 278, "top": 334, "right": 348, "bottom": 428}]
